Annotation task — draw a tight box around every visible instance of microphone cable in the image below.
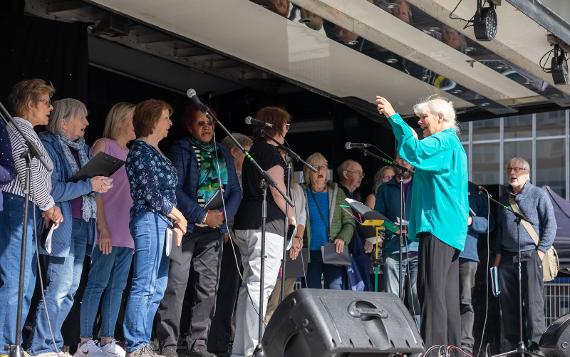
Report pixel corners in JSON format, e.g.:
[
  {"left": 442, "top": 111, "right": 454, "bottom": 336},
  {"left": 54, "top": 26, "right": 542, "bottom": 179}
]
[
  {"left": 476, "top": 191, "right": 492, "bottom": 357},
  {"left": 212, "top": 129, "right": 266, "bottom": 325}
]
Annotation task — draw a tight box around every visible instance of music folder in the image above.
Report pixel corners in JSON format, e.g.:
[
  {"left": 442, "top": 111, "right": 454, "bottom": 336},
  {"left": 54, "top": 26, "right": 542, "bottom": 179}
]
[
  {"left": 344, "top": 198, "right": 399, "bottom": 234},
  {"left": 70, "top": 152, "right": 125, "bottom": 181}
]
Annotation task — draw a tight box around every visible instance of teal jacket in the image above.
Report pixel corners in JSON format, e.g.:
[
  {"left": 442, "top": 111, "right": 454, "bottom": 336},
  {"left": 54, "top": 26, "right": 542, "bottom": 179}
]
[{"left": 387, "top": 113, "right": 469, "bottom": 251}]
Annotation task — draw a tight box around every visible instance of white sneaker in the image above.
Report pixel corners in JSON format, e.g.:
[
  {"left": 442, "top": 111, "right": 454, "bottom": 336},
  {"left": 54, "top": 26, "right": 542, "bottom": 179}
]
[
  {"left": 74, "top": 341, "right": 106, "bottom": 357},
  {"left": 100, "top": 341, "right": 126, "bottom": 357}
]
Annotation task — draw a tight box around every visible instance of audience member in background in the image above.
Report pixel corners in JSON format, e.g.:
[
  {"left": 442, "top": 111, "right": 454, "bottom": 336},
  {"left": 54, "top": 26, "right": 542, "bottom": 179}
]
[
  {"left": 495, "top": 157, "right": 556, "bottom": 353},
  {"left": 220, "top": 133, "right": 253, "bottom": 185},
  {"left": 303, "top": 153, "right": 354, "bottom": 290},
  {"left": 252, "top": 0, "right": 289, "bottom": 17},
  {"left": 208, "top": 133, "right": 252, "bottom": 357},
  {"left": 0, "top": 79, "right": 62, "bottom": 356},
  {"left": 459, "top": 182, "right": 493, "bottom": 354},
  {"left": 337, "top": 159, "right": 372, "bottom": 291},
  {"left": 442, "top": 25, "right": 466, "bottom": 52},
  {"left": 364, "top": 165, "right": 396, "bottom": 209},
  {"left": 391, "top": 0, "right": 413, "bottom": 24},
  {"left": 299, "top": 7, "right": 324, "bottom": 31},
  {"left": 122, "top": 99, "right": 187, "bottom": 357},
  {"left": 231, "top": 107, "right": 295, "bottom": 357},
  {"left": 0, "top": 121, "right": 16, "bottom": 210},
  {"left": 75, "top": 102, "right": 136, "bottom": 357},
  {"left": 265, "top": 169, "right": 306, "bottom": 322},
  {"left": 28, "top": 98, "right": 112, "bottom": 357},
  {"left": 375, "top": 155, "right": 420, "bottom": 324},
  {"left": 157, "top": 105, "right": 241, "bottom": 357}
]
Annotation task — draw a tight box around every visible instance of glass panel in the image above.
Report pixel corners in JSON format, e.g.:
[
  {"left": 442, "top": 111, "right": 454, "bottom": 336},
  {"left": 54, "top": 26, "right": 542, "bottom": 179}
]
[
  {"left": 472, "top": 118, "right": 499, "bottom": 141},
  {"left": 536, "top": 110, "right": 566, "bottom": 137},
  {"left": 503, "top": 114, "right": 532, "bottom": 139},
  {"left": 458, "top": 121, "right": 469, "bottom": 141},
  {"left": 536, "top": 139, "right": 566, "bottom": 198},
  {"left": 503, "top": 141, "right": 532, "bottom": 184},
  {"left": 472, "top": 143, "right": 499, "bottom": 185}
]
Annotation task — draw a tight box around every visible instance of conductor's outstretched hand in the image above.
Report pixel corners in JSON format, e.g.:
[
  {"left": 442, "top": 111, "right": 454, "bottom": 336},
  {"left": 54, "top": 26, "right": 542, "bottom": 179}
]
[{"left": 375, "top": 96, "right": 396, "bottom": 118}]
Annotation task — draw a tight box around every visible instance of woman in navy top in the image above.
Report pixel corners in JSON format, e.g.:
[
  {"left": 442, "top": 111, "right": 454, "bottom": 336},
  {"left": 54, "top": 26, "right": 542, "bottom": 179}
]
[
  {"left": 123, "top": 99, "right": 187, "bottom": 357},
  {"left": 0, "top": 121, "right": 16, "bottom": 210}
]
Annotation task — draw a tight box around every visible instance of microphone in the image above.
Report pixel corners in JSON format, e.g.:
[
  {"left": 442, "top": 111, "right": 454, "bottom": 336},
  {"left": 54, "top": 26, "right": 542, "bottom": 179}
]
[
  {"left": 345, "top": 142, "right": 372, "bottom": 150},
  {"left": 245, "top": 116, "right": 273, "bottom": 128},
  {"left": 186, "top": 88, "right": 207, "bottom": 111},
  {"left": 468, "top": 180, "right": 488, "bottom": 195}
]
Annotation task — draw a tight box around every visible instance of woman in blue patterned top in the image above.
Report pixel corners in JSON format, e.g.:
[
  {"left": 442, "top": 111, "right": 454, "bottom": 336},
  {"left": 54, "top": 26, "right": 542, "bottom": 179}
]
[{"left": 123, "top": 99, "right": 187, "bottom": 357}]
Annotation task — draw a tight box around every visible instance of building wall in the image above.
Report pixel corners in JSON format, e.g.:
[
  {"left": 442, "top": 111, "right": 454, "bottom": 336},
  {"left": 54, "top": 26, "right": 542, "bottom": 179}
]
[{"left": 461, "top": 110, "right": 569, "bottom": 199}]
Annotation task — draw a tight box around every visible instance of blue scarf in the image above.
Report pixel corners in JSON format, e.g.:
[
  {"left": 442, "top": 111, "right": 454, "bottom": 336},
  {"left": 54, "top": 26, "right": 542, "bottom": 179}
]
[{"left": 57, "top": 134, "right": 97, "bottom": 222}]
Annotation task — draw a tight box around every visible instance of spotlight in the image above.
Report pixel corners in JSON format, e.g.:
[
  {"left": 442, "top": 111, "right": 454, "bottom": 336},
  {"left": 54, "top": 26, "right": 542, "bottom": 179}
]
[
  {"left": 474, "top": 1, "right": 497, "bottom": 41},
  {"left": 551, "top": 44, "right": 569, "bottom": 85}
]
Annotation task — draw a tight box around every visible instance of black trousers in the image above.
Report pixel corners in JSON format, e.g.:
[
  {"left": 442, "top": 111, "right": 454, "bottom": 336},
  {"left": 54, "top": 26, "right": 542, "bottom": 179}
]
[
  {"left": 207, "top": 238, "right": 242, "bottom": 354},
  {"left": 156, "top": 229, "right": 221, "bottom": 350},
  {"left": 418, "top": 233, "right": 461, "bottom": 348},
  {"left": 498, "top": 250, "right": 546, "bottom": 349}
]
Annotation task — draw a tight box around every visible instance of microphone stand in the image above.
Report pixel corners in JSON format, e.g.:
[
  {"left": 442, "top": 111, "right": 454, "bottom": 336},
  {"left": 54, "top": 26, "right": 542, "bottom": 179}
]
[
  {"left": 260, "top": 131, "right": 316, "bottom": 304},
  {"left": 476, "top": 185, "right": 541, "bottom": 357},
  {"left": 0, "top": 102, "right": 51, "bottom": 357},
  {"left": 357, "top": 147, "right": 413, "bottom": 300},
  {"left": 196, "top": 107, "right": 293, "bottom": 357}
]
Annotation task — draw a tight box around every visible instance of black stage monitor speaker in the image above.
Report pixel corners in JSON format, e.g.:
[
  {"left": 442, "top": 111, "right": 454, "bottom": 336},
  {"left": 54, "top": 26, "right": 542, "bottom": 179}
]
[
  {"left": 541, "top": 314, "right": 570, "bottom": 357},
  {"left": 262, "top": 289, "right": 424, "bottom": 357}
]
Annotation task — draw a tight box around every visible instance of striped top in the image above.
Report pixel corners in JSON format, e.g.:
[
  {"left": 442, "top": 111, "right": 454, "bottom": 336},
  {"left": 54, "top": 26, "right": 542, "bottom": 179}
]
[{"left": 1, "top": 117, "right": 55, "bottom": 211}]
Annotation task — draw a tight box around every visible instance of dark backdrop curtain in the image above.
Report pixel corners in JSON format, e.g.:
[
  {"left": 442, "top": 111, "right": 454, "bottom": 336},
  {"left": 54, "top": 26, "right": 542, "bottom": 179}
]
[
  {"left": 0, "top": 12, "right": 89, "bottom": 351},
  {"left": 0, "top": 15, "right": 88, "bottom": 107}
]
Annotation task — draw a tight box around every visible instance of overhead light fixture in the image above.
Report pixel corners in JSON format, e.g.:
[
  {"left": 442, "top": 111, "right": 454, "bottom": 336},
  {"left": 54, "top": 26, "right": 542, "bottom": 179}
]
[
  {"left": 551, "top": 44, "right": 569, "bottom": 85},
  {"left": 474, "top": 1, "right": 497, "bottom": 41}
]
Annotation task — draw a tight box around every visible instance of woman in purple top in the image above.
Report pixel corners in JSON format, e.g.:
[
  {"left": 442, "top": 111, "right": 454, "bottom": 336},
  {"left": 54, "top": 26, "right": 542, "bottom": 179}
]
[{"left": 77, "top": 102, "right": 137, "bottom": 357}]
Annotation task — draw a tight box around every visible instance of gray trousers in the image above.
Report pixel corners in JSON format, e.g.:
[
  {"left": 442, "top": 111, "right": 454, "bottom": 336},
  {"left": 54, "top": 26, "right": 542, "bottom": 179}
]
[
  {"left": 156, "top": 229, "right": 221, "bottom": 350},
  {"left": 459, "top": 259, "right": 478, "bottom": 353}
]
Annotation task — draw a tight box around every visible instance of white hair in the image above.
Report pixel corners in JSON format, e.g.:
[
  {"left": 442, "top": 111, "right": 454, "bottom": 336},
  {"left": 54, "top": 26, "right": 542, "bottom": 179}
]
[
  {"left": 507, "top": 157, "right": 531, "bottom": 173},
  {"left": 48, "top": 98, "right": 88, "bottom": 135},
  {"left": 413, "top": 96, "right": 459, "bottom": 133}
]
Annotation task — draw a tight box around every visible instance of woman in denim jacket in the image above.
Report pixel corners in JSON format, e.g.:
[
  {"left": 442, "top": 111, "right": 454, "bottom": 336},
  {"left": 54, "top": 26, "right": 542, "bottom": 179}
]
[{"left": 28, "top": 98, "right": 112, "bottom": 357}]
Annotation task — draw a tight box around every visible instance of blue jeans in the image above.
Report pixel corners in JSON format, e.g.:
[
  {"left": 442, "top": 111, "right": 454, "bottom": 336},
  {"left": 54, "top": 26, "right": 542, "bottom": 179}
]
[
  {"left": 0, "top": 193, "right": 41, "bottom": 354},
  {"left": 28, "top": 219, "right": 90, "bottom": 355},
  {"left": 123, "top": 211, "right": 170, "bottom": 353},
  {"left": 80, "top": 246, "right": 133, "bottom": 339},
  {"left": 383, "top": 253, "right": 420, "bottom": 326},
  {"left": 306, "top": 250, "right": 344, "bottom": 290}
]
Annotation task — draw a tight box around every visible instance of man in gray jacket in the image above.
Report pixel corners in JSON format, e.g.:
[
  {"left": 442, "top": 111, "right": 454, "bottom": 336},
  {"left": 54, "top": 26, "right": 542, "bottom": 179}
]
[{"left": 494, "top": 157, "right": 557, "bottom": 353}]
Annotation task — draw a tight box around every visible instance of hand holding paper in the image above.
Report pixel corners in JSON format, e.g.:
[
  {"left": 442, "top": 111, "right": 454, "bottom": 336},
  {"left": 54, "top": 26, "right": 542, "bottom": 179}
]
[
  {"left": 173, "top": 227, "right": 184, "bottom": 246},
  {"left": 334, "top": 239, "right": 345, "bottom": 254}
]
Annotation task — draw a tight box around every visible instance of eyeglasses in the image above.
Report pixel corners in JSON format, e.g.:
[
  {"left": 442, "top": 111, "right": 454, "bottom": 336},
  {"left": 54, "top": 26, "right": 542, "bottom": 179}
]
[
  {"left": 346, "top": 170, "right": 365, "bottom": 177},
  {"left": 195, "top": 120, "right": 213, "bottom": 127},
  {"left": 285, "top": 123, "right": 291, "bottom": 130},
  {"left": 315, "top": 165, "right": 328, "bottom": 172},
  {"left": 506, "top": 167, "right": 528, "bottom": 173},
  {"left": 382, "top": 175, "right": 394, "bottom": 181},
  {"left": 38, "top": 98, "right": 52, "bottom": 107}
]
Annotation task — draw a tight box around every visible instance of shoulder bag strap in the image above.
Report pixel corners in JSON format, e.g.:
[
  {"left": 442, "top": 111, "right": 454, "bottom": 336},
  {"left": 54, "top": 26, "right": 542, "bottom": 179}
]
[{"left": 508, "top": 196, "right": 540, "bottom": 247}]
